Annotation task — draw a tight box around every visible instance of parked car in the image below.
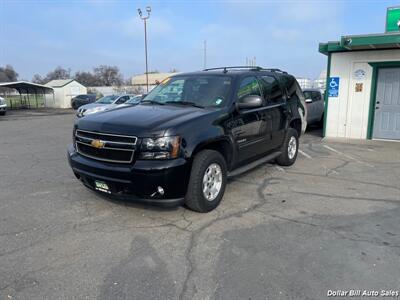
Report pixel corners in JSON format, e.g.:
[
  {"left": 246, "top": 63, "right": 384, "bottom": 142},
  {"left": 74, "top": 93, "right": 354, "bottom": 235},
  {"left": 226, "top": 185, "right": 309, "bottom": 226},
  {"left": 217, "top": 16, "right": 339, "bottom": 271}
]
[
  {"left": 68, "top": 67, "right": 305, "bottom": 212},
  {"left": 76, "top": 94, "right": 133, "bottom": 117},
  {"left": 71, "top": 94, "right": 97, "bottom": 109},
  {"left": 0, "top": 96, "right": 7, "bottom": 115},
  {"left": 123, "top": 95, "right": 143, "bottom": 105},
  {"left": 303, "top": 88, "right": 325, "bottom": 127}
]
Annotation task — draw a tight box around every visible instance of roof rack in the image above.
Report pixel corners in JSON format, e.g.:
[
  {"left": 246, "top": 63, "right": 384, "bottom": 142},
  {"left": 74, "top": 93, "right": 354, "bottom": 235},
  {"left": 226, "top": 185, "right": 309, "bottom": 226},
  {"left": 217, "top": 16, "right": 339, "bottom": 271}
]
[
  {"left": 261, "top": 68, "right": 288, "bottom": 74},
  {"left": 203, "top": 66, "right": 261, "bottom": 73},
  {"left": 202, "top": 66, "right": 287, "bottom": 74}
]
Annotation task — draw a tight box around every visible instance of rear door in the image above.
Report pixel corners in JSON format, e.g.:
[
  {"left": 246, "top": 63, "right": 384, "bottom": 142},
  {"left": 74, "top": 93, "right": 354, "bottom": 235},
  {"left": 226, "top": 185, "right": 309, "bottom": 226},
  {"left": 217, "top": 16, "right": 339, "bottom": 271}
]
[{"left": 260, "top": 75, "right": 287, "bottom": 149}]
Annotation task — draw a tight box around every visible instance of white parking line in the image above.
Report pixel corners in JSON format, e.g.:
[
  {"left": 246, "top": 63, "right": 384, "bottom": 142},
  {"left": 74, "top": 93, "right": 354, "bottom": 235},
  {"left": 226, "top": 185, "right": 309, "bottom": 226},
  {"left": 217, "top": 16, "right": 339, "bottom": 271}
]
[
  {"left": 323, "top": 145, "right": 374, "bottom": 167},
  {"left": 275, "top": 166, "right": 285, "bottom": 172},
  {"left": 298, "top": 149, "right": 312, "bottom": 159}
]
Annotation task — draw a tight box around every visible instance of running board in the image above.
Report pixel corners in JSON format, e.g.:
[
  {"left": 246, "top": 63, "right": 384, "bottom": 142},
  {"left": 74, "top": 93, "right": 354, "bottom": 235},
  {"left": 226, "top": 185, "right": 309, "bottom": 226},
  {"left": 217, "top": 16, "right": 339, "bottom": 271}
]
[{"left": 227, "top": 151, "right": 281, "bottom": 178}]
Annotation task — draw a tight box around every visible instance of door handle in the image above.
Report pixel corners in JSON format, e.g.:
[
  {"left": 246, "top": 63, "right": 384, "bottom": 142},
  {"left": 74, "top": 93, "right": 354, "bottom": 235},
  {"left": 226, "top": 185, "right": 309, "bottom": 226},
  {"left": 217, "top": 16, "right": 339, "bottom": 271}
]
[{"left": 376, "top": 101, "right": 380, "bottom": 104}]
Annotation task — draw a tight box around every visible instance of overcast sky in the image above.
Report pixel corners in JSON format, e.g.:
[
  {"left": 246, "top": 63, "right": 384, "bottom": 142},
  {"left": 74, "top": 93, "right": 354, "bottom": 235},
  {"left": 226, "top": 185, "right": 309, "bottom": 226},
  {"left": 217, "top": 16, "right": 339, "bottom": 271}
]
[{"left": 1, "top": 0, "right": 398, "bottom": 80}]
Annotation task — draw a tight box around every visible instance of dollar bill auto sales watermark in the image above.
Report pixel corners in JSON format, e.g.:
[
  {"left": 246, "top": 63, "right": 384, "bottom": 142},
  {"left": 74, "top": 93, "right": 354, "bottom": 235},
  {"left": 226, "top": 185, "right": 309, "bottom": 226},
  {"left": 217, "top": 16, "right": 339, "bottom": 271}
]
[{"left": 327, "top": 290, "right": 399, "bottom": 297}]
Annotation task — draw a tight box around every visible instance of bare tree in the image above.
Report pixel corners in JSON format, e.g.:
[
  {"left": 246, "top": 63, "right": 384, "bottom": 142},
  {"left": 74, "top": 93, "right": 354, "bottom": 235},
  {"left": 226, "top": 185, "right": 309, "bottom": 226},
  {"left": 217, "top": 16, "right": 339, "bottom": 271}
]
[
  {"left": 32, "top": 74, "right": 45, "bottom": 84},
  {"left": 0, "top": 65, "right": 19, "bottom": 82},
  {"left": 43, "top": 66, "right": 71, "bottom": 83},
  {"left": 93, "top": 65, "right": 123, "bottom": 86},
  {"left": 74, "top": 71, "right": 100, "bottom": 86}
]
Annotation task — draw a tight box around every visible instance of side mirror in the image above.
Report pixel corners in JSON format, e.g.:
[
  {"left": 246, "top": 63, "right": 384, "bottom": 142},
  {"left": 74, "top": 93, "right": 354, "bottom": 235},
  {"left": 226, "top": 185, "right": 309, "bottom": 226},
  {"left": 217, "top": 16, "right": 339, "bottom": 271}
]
[
  {"left": 237, "top": 95, "right": 263, "bottom": 110},
  {"left": 305, "top": 98, "right": 313, "bottom": 103}
]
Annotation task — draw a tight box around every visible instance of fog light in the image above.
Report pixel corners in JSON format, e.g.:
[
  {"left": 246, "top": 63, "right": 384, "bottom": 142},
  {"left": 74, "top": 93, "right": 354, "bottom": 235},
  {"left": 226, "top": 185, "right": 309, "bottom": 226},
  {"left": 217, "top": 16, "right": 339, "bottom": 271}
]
[
  {"left": 157, "top": 186, "right": 164, "bottom": 195},
  {"left": 151, "top": 186, "right": 165, "bottom": 198}
]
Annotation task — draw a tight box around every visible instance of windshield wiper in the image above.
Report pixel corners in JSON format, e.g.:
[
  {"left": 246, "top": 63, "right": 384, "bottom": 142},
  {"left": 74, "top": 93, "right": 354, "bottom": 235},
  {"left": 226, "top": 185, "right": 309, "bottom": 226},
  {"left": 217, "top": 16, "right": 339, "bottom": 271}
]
[
  {"left": 141, "top": 100, "right": 165, "bottom": 105},
  {"left": 165, "top": 101, "right": 204, "bottom": 108}
]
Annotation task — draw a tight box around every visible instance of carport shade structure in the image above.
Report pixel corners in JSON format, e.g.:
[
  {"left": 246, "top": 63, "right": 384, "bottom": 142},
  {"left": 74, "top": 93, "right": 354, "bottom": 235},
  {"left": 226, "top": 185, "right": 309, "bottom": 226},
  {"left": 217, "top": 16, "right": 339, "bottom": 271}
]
[{"left": 0, "top": 81, "right": 54, "bottom": 109}]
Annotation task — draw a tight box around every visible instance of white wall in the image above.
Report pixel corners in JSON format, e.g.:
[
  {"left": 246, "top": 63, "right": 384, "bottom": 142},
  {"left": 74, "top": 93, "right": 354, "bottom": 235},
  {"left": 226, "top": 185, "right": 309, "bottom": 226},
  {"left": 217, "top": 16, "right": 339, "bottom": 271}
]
[
  {"left": 326, "top": 49, "right": 400, "bottom": 139},
  {"left": 47, "top": 81, "right": 87, "bottom": 108}
]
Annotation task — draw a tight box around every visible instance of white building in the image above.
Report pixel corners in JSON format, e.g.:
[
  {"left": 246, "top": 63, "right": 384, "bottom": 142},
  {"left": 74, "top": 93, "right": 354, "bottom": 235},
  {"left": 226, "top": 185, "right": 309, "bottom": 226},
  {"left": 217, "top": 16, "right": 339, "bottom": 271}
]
[
  {"left": 296, "top": 77, "right": 314, "bottom": 89},
  {"left": 45, "top": 79, "right": 87, "bottom": 108},
  {"left": 313, "top": 70, "right": 327, "bottom": 90},
  {"left": 320, "top": 32, "right": 400, "bottom": 141}
]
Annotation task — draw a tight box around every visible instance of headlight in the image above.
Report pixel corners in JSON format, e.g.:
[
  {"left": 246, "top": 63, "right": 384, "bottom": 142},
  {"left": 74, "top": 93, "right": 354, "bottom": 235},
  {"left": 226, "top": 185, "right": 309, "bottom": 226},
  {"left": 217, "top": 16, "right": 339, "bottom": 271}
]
[
  {"left": 140, "top": 136, "right": 181, "bottom": 159},
  {"left": 84, "top": 106, "right": 107, "bottom": 116}
]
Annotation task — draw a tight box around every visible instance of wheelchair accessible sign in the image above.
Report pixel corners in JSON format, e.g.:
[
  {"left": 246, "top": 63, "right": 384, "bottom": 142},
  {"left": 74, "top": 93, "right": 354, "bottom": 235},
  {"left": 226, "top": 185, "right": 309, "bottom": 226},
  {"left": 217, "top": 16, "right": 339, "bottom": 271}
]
[{"left": 328, "top": 77, "right": 340, "bottom": 97}]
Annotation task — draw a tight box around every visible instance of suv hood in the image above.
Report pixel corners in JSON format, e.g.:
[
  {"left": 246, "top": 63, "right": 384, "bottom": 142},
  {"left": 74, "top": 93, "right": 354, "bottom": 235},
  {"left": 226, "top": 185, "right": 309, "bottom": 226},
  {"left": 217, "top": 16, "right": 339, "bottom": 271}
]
[
  {"left": 76, "top": 104, "right": 211, "bottom": 137},
  {"left": 78, "top": 103, "right": 108, "bottom": 111}
]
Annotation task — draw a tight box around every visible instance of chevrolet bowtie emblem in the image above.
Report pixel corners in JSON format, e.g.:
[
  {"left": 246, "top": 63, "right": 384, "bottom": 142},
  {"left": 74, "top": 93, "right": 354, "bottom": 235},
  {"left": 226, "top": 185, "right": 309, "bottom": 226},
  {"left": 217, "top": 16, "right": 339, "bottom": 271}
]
[{"left": 91, "top": 139, "right": 105, "bottom": 149}]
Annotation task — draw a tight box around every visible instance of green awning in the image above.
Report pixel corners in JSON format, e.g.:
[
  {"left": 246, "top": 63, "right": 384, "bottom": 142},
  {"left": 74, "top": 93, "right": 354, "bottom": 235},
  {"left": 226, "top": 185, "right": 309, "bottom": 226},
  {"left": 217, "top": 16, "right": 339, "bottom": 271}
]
[{"left": 319, "top": 32, "right": 400, "bottom": 55}]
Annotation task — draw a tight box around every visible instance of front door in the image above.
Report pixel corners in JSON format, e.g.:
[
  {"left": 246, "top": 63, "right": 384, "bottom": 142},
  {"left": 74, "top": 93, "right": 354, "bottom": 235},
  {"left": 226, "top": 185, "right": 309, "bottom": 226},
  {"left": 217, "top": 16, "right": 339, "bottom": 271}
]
[
  {"left": 232, "top": 76, "right": 269, "bottom": 164},
  {"left": 373, "top": 68, "right": 400, "bottom": 140}
]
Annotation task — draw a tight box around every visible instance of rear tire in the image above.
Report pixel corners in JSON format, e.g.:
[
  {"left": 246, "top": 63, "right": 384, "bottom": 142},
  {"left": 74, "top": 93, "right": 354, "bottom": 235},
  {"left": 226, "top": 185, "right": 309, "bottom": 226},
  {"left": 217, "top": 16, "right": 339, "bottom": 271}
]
[
  {"left": 276, "top": 128, "right": 299, "bottom": 166},
  {"left": 185, "top": 150, "right": 227, "bottom": 213},
  {"left": 0, "top": 111, "right": 5, "bottom": 116}
]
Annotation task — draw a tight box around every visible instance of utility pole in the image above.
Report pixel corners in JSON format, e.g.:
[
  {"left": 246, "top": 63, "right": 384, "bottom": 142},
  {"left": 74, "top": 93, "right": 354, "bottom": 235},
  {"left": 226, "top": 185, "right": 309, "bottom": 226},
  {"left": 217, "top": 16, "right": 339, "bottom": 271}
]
[{"left": 138, "top": 6, "right": 151, "bottom": 92}]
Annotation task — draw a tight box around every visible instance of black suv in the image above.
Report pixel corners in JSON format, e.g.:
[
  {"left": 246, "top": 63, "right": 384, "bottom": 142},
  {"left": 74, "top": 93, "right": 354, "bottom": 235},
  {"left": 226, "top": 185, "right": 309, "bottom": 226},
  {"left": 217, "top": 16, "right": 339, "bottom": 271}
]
[
  {"left": 71, "top": 94, "right": 97, "bottom": 109},
  {"left": 67, "top": 67, "right": 306, "bottom": 212}
]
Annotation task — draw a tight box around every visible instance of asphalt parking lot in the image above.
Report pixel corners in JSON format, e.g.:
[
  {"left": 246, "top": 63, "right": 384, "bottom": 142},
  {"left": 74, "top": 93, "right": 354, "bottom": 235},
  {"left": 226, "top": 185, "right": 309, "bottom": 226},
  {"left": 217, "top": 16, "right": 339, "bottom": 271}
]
[{"left": 1, "top": 110, "right": 400, "bottom": 300}]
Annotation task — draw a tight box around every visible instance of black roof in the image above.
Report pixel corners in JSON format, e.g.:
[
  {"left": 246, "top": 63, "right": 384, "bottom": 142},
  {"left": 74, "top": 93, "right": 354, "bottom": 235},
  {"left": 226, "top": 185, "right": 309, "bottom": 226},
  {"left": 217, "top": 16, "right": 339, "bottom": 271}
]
[{"left": 170, "top": 66, "right": 292, "bottom": 78}]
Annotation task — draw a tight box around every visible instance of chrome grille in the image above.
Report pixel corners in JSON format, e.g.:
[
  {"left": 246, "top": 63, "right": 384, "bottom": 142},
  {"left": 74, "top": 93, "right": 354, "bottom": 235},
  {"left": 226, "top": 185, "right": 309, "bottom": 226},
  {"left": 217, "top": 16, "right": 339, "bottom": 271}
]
[{"left": 75, "top": 129, "right": 137, "bottom": 163}]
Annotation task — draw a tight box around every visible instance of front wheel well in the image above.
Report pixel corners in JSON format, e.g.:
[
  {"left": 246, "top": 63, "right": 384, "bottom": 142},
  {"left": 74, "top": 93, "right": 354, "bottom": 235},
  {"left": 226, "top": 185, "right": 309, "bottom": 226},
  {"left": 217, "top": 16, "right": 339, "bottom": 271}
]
[
  {"left": 289, "top": 119, "right": 302, "bottom": 137},
  {"left": 192, "top": 140, "right": 233, "bottom": 168}
]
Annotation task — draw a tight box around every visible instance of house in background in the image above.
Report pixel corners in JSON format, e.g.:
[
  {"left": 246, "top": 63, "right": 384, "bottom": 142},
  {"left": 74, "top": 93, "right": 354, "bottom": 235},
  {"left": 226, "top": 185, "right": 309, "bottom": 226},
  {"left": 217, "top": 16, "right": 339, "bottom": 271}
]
[{"left": 45, "top": 79, "right": 87, "bottom": 108}]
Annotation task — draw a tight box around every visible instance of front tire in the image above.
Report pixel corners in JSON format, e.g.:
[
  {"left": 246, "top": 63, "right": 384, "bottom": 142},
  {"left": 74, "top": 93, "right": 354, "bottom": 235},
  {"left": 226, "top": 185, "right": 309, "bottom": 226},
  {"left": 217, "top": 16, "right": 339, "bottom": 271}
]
[
  {"left": 185, "top": 150, "right": 227, "bottom": 213},
  {"left": 276, "top": 128, "right": 299, "bottom": 166}
]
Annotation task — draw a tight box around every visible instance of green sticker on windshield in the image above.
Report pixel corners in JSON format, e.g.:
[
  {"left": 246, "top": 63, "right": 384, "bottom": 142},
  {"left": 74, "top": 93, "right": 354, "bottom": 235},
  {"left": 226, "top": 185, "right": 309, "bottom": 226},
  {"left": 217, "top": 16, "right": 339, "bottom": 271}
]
[{"left": 215, "top": 98, "right": 223, "bottom": 105}]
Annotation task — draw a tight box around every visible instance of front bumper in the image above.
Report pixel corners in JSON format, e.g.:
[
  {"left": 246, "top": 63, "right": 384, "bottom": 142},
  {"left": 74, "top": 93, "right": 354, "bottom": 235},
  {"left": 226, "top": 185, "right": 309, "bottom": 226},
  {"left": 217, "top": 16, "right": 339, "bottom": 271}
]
[
  {"left": 67, "top": 144, "right": 190, "bottom": 206},
  {"left": 0, "top": 104, "right": 7, "bottom": 112}
]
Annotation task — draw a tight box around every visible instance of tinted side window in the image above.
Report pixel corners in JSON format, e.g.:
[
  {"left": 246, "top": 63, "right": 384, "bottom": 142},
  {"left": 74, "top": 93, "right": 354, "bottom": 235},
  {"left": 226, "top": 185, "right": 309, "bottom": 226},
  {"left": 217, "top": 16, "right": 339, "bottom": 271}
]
[
  {"left": 311, "top": 91, "right": 322, "bottom": 102},
  {"left": 237, "top": 76, "right": 261, "bottom": 100},
  {"left": 303, "top": 91, "right": 312, "bottom": 100},
  {"left": 284, "top": 76, "right": 304, "bottom": 103},
  {"left": 116, "top": 96, "right": 129, "bottom": 104},
  {"left": 260, "top": 75, "right": 284, "bottom": 104}
]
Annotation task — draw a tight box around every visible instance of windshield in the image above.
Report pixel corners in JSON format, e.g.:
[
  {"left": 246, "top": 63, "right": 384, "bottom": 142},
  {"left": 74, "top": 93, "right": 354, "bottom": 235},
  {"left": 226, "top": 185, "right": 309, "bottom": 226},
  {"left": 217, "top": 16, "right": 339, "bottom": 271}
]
[
  {"left": 96, "top": 95, "right": 118, "bottom": 104},
  {"left": 143, "top": 75, "right": 232, "bottom": 107},
  {"left": 125, "top": 95, "right": 142, "bottom": 104}
]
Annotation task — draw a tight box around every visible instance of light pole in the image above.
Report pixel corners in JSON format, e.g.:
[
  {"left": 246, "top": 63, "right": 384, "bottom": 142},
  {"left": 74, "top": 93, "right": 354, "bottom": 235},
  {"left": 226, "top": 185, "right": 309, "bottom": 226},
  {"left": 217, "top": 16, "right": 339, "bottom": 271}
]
[{"left": 138, "top": 6, "right": 151, "bottom": 93}]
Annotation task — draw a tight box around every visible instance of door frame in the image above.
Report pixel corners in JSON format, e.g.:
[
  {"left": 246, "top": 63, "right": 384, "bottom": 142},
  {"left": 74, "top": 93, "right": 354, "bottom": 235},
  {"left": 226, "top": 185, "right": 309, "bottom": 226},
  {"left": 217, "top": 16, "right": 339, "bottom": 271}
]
[{"left": 367, "top": 61, "right": 400, "bottom": 139}]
